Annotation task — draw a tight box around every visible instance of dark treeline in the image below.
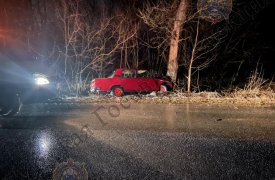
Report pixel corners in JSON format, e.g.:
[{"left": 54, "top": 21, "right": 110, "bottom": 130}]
[{"left": 0, "top": 0, "right": 274, "bottom": 94}]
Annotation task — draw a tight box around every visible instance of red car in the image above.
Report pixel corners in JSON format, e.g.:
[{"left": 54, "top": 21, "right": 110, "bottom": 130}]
[{"left": 90, "top": 68, "right": 173, "bottom": 97}]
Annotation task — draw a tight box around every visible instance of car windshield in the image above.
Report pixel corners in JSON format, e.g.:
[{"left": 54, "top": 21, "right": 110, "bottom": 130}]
[
  {"left": 108, "top": 71, "right": 115, "bottom": 78},
  {"left": 122, "top": 70, "right": 135, "bottom": 78}
]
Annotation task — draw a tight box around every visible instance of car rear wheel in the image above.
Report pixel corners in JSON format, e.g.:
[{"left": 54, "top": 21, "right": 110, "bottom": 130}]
[
  {"left": 0, "top": 94, "right": 21, "bottom": 117},
  {"left": 160, "top": 85, "right": 168, "bottom": 93},
  {"left": 111, "top": 87, "right": 124, "bottom": 97}
]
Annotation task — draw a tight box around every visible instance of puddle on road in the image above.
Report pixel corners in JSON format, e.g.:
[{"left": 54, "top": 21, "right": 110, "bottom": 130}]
[
  {"left": 2, "top": 102, "right": 272, "bottom": 142},
  {"left": 62, "top": 103, "right": 275, "bottom": 142}
]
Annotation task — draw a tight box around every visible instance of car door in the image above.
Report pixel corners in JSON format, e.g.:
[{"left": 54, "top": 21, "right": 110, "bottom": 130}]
[
  {"left": 120, "top": 69, "right": 139, "bottom": 92},
  {"left": 136, "top": 70, "right": 158, "bottom": 92},
  {"left": 140, "top": 78, "right": 159, "bottom": 92}
]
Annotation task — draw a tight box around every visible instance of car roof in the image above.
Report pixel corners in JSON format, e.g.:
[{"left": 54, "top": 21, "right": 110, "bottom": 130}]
[{"left": 116, "top": 68, "right": 147, "bottom": 71}]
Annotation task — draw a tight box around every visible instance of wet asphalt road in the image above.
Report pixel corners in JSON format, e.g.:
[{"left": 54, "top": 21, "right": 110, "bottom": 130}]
[{"left": 0, "top": 102, "right": 275, "bottom": 179}]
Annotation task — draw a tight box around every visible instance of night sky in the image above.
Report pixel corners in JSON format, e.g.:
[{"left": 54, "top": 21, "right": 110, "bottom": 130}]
[
  {"left": 213, "top": 0, "right": 275, "bottom": 83},
  {"left": 241, "top": 0, "right": 275, "bottom": 76}
]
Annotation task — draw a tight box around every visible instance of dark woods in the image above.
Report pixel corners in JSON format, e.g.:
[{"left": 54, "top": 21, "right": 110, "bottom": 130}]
[{"left": 0, "top": 0, "right": 274, "bottom": 95}]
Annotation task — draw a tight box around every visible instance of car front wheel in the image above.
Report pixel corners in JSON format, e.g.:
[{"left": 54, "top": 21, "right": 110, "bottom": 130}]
[{"left": 111, "top": 86, "right": 124, "bottom": 97}]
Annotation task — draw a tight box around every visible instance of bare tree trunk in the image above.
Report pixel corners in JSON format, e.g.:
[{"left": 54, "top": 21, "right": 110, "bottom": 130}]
[
  {"left": 187, "top": 20, "right": 199, "bottom": 96},
  {"left": 62, "top": 0, "right": 68, "bottom": 75},
  {"left": 167, "top": 0, "right": 188, "bottom": 82}
]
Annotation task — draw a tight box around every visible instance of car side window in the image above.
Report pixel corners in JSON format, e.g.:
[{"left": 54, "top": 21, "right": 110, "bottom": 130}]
[
  {"left": 137, "top": 70, "right": 148, "bottom": 78},
  {"left": 122, "top": 70, "right": 135, "bottom": 78}
]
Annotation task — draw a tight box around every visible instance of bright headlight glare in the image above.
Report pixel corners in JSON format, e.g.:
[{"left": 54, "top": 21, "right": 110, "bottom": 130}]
[{"left": 35, "top": 77, "right": 50, "bottom": 85}]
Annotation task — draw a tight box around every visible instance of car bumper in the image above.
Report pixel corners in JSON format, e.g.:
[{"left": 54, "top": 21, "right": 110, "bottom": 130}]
[{"left": 90, "top": 87, "right": 101, "bottom": 93}]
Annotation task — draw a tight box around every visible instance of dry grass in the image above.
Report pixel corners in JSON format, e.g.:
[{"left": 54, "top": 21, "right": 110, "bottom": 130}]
[
  {"left": 226, "top": 68, "right": 274, "bottom": 100},
  {"left": 67, "top": 89, "right": 274, "bottom": 107},
  {"left": 66, "top": 69, "right": 274, "bottom": 107}
]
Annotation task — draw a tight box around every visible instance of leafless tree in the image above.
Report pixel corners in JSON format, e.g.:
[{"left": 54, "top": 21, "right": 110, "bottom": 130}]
[
  {"left": 55, "top": 0, "right": 138, "bottom": 95},
  {"left": 138, "top": 0, "right": 184, "bottom": 82},
  {"left": 139, "top": 0, "right": 228, "bottom": 93},
  {"left": 167, "top": 0, "right": 189, "bottom": 82},
  {"left": 183, "top": 20, "right": 227, "bottom": 95}
]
